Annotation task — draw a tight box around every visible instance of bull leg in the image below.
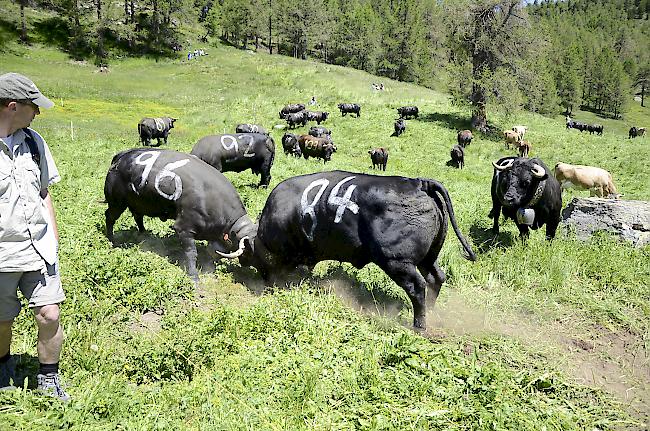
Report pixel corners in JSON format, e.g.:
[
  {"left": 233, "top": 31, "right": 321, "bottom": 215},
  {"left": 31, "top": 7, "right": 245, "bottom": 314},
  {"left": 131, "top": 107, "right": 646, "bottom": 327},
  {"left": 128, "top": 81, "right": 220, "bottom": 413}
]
[
  {"left": 516, "top": 224, "right": 530, "bottom": 239},
  {"left": 418, "top": 261, "right": 446, "bottom": 308},
  {"left": 259, "top": 159, "right": 273, "bottom": 188},
  {"left": 381, "top": 260, "right": 428, "bottom": 329},
  {"left": 130, "top": 210, "right": 146, "bottom": 233},
  {"left": 545, "top": 218, "right": 559, "bottom": 240},
  {"left": 488, "top": 202, "right": 501, "bottom": 235},
  {"left": 178, "top": 232, "right": 199, "bottom": 285},
  {"left": 105, "top": 204, "right": 127, "bottom": 244}
]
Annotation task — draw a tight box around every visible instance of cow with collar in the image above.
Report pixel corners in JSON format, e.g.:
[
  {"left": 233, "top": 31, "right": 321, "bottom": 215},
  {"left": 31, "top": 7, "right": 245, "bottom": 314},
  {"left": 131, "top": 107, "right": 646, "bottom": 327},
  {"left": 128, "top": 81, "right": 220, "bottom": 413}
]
[
  {"left": 104, "top": 148, "right": 257, "bottom": 284},
  {"left": 489, "top": 156, "right": 562, "bottom": 240},
  {"left": 138, "top": 117, "right": 177, "bottom": 146},
  {"left": 190, "top": 133, "right": 275, "bottom": 188},
  {"left": 214, "top": 170, "right": 476, "bottom": 329}
]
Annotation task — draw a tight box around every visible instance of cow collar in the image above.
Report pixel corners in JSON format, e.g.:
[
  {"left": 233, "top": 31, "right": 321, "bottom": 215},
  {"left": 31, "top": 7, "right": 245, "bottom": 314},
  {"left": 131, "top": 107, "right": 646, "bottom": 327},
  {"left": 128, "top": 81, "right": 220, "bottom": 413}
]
[
  {"left": 227, "top": 214, "right": 255, "bottom": 242},
  {"left": 524, "top": 179, "right": 546, "bottom": 208}
]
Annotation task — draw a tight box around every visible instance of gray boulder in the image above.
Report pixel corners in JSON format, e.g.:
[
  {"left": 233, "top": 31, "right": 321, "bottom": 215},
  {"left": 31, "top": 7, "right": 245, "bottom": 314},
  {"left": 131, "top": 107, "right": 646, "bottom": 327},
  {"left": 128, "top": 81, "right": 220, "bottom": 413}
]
[{"left": 561, "top": 198, "right": 650, "bottom": 247}]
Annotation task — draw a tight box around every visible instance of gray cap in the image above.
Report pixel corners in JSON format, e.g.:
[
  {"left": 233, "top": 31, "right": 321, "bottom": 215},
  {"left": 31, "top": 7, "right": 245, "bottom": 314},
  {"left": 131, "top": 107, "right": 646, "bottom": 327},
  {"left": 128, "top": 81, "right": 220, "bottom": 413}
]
[{"left": 0, "top": 72, "right": 54, "bottom": 109}]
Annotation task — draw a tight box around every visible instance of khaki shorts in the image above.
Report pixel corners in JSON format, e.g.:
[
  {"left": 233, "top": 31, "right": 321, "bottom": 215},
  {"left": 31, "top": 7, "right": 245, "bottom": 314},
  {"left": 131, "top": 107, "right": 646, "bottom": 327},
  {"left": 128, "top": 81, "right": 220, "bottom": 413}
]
[{"left": 0, "top": 262, "right": 65, "bottom": 321}]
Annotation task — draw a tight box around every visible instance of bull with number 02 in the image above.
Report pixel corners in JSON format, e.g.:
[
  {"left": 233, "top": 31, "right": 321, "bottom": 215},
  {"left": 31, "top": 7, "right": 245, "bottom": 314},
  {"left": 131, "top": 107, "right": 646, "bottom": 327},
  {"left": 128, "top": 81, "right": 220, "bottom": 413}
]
[
  {"left": 103, "top": 148, "right": 257, "bottom": 284},
  {"left": 191, "top": 133, "right": 275, "bottom": 188},
  {"left": 217, "top": 170, "right": 477, "bottom": 330}
]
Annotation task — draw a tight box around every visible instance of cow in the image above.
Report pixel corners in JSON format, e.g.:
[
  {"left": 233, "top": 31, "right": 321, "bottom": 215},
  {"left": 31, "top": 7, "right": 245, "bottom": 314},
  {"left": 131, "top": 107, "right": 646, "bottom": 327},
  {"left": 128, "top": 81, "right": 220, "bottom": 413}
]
[
  {"left": 489, "top": 156, "right": 562, "bottom": 240},
  {"left": 553, "top": 162, "right": 620, "bottom": 198},
  {"left": 308, "top": 126, "right": 331, "bottom": 138},
  {"left": 103, "top": 148, "right": 257, "bottom": 284},
  {"left": 397, "top": 106, "right": 419, "bottom": 119},
  {"left": 305, "top": 111, "right": 329, "bottom": 124},
  {"left": 338, "top": 103, "right": 361, "bottom": 117},
  {"left": 235, "top": 124, "right": 268, "bottom": 135},
  {"left": 297, "top": 135, "right": 336, "bottom": 163},
  {"left": 587, "top": 124, "right": 603, "bottom": 135},
  {"left": 629, "top": 126, "right": 646, "bottom": 138},
  {"left": 368, "top": 148, "right": 388, "bottom": 171},
  {"left": 512, "top": 125, "right": 527, "bottom": 140},
  {"left": 281, "top": 133, "right": 301, "bottom": 157},
  {"left": 190, "top": 133, "right": 275, "bottom": 188},
  {"left": 213, "top": 170, "right": 477, "bottom": 329},
  {"left": 392, "top": 118, "right": 406, "bottom": 137},
  {"left": 283, "top": 111, "right": 308, "bottom": 129},
  {"left": 503, "top": 130, "right": 522, "bottom": 149},
  {"left": 457, "top": 130, "right": 472, "bottom": 147},
  {"left": 138, "top": 117, "right": 177, "bottom": 147},
  {"left": 517, "top": 140, "right": 531, "bottom": 158},
  {"left": 567, "top": 121, "right": 588, "bottom": 132},
  {"left": 449, "top": 144, "right": 464, "bottom": 169},
  {"left": 279, "top": 103, "right": 306, "bottom": 118}
]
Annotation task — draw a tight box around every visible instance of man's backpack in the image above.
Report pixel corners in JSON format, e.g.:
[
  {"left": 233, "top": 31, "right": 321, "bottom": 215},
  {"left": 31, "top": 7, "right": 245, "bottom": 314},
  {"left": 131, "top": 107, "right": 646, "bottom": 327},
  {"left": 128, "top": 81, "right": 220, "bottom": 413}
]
[{"left": 22, "top": 128, "right": 41, "bottom": 166}]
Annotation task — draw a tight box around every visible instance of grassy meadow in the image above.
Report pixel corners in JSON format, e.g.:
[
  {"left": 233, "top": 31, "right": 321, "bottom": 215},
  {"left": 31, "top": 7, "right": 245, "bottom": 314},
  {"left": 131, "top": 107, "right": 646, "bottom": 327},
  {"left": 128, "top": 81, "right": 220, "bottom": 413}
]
[{"left": 1, "top": 9, "right": 650, "bottom": 430}]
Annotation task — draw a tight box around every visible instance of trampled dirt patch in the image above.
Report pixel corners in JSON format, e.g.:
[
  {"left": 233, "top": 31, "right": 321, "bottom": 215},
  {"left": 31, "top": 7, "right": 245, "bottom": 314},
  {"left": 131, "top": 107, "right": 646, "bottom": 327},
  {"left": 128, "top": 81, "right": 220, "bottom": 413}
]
[{"left": 322, "top": 281, "right": 649, "bottom": 425}]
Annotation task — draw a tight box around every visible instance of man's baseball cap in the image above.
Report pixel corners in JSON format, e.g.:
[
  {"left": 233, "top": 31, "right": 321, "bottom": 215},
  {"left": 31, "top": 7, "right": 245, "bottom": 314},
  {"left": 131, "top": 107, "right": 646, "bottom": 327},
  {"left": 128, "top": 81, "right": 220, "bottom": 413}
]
[{"left": 0, "top": 72, "right": 54, "bottom": 109}]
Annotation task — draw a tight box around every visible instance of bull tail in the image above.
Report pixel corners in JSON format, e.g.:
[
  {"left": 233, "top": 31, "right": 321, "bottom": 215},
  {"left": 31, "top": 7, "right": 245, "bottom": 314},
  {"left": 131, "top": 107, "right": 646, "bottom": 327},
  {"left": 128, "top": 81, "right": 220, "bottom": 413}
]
[{"left": 420, "top": 179, "right": 477, "bottom": 261}]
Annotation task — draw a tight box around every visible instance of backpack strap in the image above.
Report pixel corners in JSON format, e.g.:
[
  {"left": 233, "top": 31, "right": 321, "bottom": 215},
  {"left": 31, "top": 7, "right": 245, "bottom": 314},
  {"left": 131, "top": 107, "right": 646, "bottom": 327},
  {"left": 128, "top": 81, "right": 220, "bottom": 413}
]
[{"left": 22, "top": 128, "right": 41, "bottom": 166}]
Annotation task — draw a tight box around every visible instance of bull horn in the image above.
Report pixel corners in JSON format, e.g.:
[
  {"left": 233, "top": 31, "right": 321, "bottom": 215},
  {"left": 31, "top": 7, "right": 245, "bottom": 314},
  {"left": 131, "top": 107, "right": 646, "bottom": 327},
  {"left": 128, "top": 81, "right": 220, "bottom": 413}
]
[
  {"left": 214, "top": 236, "right": 249, "bottom": 259},
  {"left": 531, "top": 164, "right": 545, "bottom": 178},
  {"left": 492, "top": 159, "right": 514, "bottom": 171}
]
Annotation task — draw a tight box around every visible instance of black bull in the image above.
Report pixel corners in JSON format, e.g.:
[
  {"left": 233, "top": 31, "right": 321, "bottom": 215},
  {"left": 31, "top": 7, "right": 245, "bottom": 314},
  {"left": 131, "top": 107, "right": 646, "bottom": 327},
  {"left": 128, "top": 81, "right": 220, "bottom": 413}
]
[
  {"left": 190, "top": 133, "right": 275, "bottom": 188},
  {"left": 103, "top": 148, "right": 257, "bottom": 283},
  {"left": 138, "top": 117, "right": 177, "bottom": 146},
  {"left": 489, "top": 156, "right": 562, "bottom": 240},
  {"left": 218, "top": 171, "right": 477, "bottom": 329}
]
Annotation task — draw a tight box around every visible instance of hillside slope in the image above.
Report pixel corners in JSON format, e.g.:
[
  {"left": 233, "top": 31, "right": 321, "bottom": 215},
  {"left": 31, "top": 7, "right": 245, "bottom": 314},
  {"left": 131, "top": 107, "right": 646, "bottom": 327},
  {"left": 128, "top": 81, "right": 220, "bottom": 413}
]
[{"left": 0, "top": 34, "right": 649, "bottom": 430}]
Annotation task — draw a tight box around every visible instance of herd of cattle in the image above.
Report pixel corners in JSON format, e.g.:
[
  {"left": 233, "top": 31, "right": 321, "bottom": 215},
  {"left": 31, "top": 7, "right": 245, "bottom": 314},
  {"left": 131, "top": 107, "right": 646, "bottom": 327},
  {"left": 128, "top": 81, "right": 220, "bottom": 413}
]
[{"left": 123, "top": 106, "right": 642, "bottom": 329}]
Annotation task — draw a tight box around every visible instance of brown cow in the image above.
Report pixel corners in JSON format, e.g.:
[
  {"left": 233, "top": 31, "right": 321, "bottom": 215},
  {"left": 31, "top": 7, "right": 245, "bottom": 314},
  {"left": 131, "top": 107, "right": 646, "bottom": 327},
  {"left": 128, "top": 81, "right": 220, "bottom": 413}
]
[
  {"left": 297, "top": 135, "right": 336, "bottom": 163},
  {"left": 553, "top": 162, "right": 620, "bottom": 198}
]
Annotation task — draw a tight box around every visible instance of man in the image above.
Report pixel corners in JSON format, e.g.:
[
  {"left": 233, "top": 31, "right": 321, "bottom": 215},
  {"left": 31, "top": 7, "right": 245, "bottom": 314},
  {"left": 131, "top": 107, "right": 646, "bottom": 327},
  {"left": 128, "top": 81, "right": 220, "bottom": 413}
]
[{"left": 0, "top": 73, "right": 69, "bottom": 401}]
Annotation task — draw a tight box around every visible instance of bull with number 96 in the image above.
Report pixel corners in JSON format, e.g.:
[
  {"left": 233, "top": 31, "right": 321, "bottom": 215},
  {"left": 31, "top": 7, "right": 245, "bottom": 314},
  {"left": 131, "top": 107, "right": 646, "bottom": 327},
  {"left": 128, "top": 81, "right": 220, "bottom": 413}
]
[
  {"left": 191, "top": 133, "right": 275, "bottom": 188},
  {"left": 103, "top": 148, "right": 257, "bottom": 284}
]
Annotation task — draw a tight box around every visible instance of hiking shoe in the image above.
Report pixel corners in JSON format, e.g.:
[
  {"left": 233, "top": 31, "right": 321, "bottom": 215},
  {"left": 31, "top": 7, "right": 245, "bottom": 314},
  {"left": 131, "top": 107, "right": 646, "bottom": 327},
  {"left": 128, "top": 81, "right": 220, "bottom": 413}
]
[
  {"left": 0, "top": 356, "right": 17, "bottom": 390},
  {"left": 37, "top": 373, "right": 70, "bottom": 402}
]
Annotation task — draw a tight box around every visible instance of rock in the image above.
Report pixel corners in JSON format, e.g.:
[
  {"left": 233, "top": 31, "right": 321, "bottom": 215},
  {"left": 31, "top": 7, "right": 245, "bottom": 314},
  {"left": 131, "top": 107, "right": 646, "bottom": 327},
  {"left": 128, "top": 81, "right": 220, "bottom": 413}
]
[{"left": 561, "top": 198, "right": 650, "bottom": 247}]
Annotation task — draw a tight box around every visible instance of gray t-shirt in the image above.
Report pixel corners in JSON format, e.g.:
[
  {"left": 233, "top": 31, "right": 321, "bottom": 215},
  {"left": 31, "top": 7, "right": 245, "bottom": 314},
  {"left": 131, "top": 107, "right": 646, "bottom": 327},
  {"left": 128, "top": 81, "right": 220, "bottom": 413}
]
[{"left": 0, "top": 128, "right": 60, "bottom": 271}]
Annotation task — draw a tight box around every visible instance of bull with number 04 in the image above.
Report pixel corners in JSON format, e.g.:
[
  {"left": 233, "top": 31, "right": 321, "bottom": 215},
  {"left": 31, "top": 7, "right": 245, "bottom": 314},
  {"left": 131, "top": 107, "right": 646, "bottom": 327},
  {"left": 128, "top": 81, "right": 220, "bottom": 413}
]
[
  {"left": 103, "top": 148, "right": 258, "bottom": 284},
  {"left": 216, "top": 170, "right": 477, "bottom": 330},
  {"left": 191, "top": 133, "right": 275, "bottom": 188}
]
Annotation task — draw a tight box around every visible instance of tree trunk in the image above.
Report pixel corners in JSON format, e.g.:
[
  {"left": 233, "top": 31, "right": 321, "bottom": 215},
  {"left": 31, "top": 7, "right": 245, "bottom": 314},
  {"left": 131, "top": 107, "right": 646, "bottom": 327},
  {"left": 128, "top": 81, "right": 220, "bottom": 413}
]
[
  {"left": 268, "top": 0, "right": 273, "bottom": 54},
  {"left": 642, "top": 83, "right": 646, "bottom": 107},
  {"left": 20, "top": 0, "right": 27, "bottom": 43}
]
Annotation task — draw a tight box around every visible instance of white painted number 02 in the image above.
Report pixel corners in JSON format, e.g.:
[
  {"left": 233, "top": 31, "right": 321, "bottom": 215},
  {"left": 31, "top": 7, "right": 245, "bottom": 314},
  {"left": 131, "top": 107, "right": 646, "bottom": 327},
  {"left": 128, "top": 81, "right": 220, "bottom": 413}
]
[{"left": 135, "top": 151, "right": 189, "bottom": 201}]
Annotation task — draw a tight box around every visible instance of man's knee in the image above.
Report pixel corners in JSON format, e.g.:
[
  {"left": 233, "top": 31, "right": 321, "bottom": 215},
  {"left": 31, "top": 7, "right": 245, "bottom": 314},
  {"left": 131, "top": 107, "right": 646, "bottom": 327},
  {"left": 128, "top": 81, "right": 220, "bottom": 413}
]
[{"left": 33, "top": 304, "right": 60, "bottom": 328}]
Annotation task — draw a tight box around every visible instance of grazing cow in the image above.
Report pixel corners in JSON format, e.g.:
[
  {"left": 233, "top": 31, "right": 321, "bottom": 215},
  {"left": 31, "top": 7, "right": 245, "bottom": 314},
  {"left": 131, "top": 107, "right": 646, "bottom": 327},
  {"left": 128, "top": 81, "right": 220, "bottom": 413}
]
[
  {"left": 297, "top": 135, "right": 336, "bottom": 163},
  {"left": 567, "top": 121, "right": 588, "bottom": 132},
  {"left": 553, "top": 162, "right": 620, "bottom": 198},
  {"left": 279, "top": 104, "right": 306, "bottom": 118},
  {"left": 517, "top": 140, "right": 531, "bottom": 158},
  {"left": 587, "top": 124, "right": 603, "bottom": 135},
  {"left": 305, "top": 111, "right": 329, "bottom": 125},
  {"left": 104, "top": 148, "right": 257, "bottom": 284},
  {"left": 309, "top": 126, "right": 331, "bottom": 138},
  {"left": 503, "top": 130, "right": 522, "bottom": 149},
  {"left": 235, "top": 124, "right": 268, "bottom": 135},
  {"left": 190, "top": 133, "right": 275, "bottom": 188},
  {"left": 281, "top": 133, "right": 301, "bottom": 157},
  {"left": 449, "top": 144, "right": 465, "bottom": 169},
  {"left": 338, "top": 103, "right": 361, "bottom": 117},
  {"left": 138, "top": 117, "right": 177, "bottom": 146},
  {"left": 512, "top": 125, "right": 527, "bottom": 140},
  {"left": 392, "top": 118, "right": 406, "bottom": 137},
  {"left": 489, "top": 156, "right": 562, "bottom": 240},
  {"left": 629, "top": 126, "right": 646, "bottom": 138},
  {"left": 397, "top": 106, "right": 419, "bottom": 119},
  {"left": 283, "top": 111, "right": 308, "bottom": 129},
  {"left": 457, "top": 130, "right": 473, "bottom": 147},
  {"left": 368, "top": 148, "right": 389, "bottom": 171},
  {"left": 215, "top": 170, "right": 476, "bottom": 329}
]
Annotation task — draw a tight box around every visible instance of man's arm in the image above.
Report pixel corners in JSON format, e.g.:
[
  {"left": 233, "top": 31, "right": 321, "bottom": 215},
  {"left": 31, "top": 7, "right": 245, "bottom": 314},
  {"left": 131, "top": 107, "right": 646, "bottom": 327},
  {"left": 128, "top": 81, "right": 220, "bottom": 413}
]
[{"left": 42, "top": 189, "right": 59, "bottom": 243}]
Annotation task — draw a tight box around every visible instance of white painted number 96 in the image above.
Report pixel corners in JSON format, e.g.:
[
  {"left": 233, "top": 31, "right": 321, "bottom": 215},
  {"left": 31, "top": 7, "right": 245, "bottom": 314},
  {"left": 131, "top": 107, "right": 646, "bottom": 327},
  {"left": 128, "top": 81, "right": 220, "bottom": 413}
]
[{"left": 134, "top": 151, "right": 189, "bottom": 201}]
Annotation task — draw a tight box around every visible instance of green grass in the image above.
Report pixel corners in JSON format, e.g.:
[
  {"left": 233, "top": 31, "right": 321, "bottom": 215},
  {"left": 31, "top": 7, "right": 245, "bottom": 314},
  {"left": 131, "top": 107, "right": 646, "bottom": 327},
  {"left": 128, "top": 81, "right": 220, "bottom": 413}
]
[{"left": 1, "top": 9, "right": 649, "bottom": 430}]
